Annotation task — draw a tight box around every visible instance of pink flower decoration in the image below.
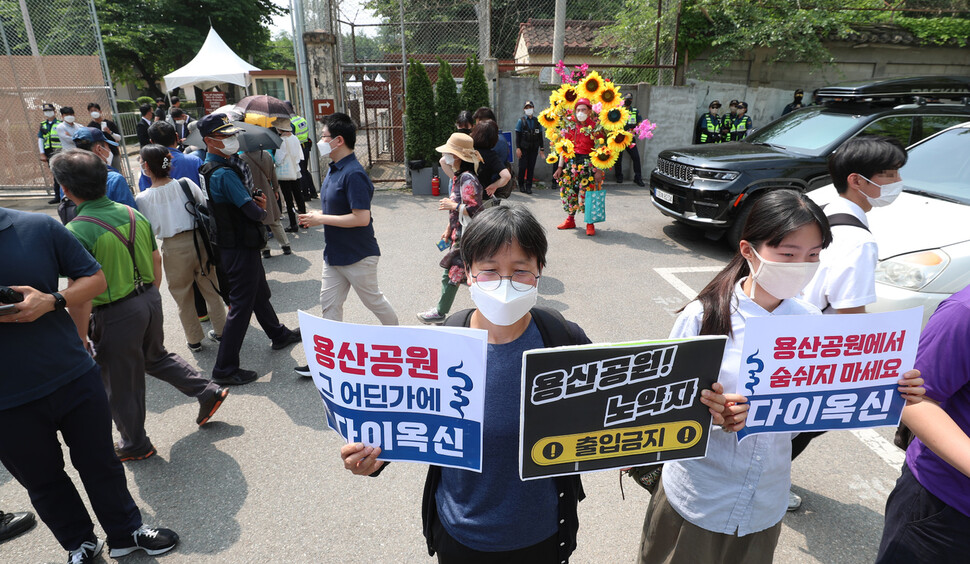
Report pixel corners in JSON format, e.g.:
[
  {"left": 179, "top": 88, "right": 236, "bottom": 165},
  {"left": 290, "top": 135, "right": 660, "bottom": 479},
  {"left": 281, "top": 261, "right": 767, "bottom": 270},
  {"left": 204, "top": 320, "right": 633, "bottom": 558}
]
[
  {"left": 592, "top": 102, "right": 603, "bottom": 114},
  {"left": 634, "top": 119, "right": 658, "bottom": 140}
]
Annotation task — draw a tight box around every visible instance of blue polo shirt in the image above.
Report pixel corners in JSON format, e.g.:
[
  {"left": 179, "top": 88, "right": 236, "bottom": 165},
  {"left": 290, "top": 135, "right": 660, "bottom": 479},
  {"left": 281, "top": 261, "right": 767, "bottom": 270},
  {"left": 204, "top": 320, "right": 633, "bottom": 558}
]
[
  {"left": 204, "top": 153, "right": 251, "bottom": 207},
  {"left": 321, "top": 153, "right": 380, "bottom": 266},
  {"left": 0, "top": 208, "right": 101, "bottom": 410},
  {"left": 106, "top": 166, "right": 137, "bottom": 209},
  {"left": 138, "top": 147, "right": 203, "bottom": 190}
]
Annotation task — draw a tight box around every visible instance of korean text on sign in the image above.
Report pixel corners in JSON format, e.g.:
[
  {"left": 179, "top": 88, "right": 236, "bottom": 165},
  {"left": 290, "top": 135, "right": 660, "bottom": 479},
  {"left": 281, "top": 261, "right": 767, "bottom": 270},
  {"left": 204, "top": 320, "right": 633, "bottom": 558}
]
[
  {"left": 737, "top": 307, "right": 922, "bottom": 441},
  {"left": 299, "top": 311, "right": 488, "bottom": 471}
]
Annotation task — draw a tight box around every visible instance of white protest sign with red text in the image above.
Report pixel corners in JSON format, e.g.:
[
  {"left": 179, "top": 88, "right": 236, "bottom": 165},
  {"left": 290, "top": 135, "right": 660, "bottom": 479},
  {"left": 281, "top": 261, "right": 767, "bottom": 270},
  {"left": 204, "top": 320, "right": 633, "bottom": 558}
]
[{"left": 737, "top": 307, "right": 922, "bottom": 441}]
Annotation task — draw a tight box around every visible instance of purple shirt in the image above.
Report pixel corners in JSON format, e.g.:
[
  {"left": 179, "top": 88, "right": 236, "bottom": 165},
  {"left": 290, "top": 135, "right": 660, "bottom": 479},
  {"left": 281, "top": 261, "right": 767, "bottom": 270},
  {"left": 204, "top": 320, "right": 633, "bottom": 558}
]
[{"left": 906, "top": 283, "right": 970, "bottom": 518}]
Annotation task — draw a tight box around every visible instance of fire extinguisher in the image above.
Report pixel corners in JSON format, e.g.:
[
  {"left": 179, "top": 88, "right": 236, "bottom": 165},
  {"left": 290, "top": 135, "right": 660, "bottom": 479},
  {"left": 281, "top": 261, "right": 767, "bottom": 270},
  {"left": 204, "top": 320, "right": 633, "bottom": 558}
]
[{"left": 431, "top": 175, "right": 440, "bottom": 196}]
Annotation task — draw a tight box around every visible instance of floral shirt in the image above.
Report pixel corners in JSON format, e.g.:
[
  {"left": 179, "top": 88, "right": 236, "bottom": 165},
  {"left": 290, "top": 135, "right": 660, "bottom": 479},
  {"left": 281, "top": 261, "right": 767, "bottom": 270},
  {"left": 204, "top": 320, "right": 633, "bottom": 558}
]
[{"left": 448, "top": 171, "right": 484, "bottom": 243}]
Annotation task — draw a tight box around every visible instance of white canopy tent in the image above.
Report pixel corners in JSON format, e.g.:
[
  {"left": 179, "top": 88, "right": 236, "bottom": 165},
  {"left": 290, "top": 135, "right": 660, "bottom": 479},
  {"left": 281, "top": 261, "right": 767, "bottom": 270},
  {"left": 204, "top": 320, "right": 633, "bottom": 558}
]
[{"left": 163, "top": 27, "right": 261, "bottom": 92}]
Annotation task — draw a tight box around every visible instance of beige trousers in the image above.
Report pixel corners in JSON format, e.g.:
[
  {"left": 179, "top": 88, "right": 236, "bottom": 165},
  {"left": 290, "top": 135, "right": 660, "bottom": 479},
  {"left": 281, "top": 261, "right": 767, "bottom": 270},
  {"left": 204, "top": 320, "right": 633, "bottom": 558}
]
[
  {"left": 638, "top": 478, "right": 783, "bottom": 564},
  {"left": 160, "top": 230, "right": 227, "bottom": 343},
  {"left": 319, "top": 255, "right": 398, "bottom": 325}
]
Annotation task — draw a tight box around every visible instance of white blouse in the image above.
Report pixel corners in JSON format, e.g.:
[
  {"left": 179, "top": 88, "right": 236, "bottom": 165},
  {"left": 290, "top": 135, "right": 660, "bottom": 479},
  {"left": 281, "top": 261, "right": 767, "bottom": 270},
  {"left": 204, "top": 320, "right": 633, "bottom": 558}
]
[{"left": 134, "top": 178, "right": 207, "bottom": 239}]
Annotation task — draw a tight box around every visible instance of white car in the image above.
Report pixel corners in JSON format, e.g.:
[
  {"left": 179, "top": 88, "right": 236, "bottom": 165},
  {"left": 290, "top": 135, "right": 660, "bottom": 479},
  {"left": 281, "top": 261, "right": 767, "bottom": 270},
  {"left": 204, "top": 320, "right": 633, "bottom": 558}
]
[{"left": 809, "top": 121, "right": 970, "bottom": 326}]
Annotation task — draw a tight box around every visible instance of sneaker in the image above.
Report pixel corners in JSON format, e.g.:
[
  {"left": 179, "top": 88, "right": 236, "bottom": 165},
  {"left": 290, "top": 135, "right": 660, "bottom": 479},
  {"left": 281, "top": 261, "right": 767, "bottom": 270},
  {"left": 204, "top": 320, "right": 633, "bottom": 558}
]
[
  {"left": 262, "top": 249, "right": 271, "bottom": 259},
  {"left": 67, "top": 537, "right": 103, "bottom": 564},
  {"left": 787, "top": 490, "right": 802, "bottom": 511},
  {"left": 207, "top": 329, "right": 221, "bottom": 343},
  {"left": 198, "top": 314, "right": 210, "bottom": 323},
  {"left": 281, "top": 245, "right": 292, "bottom": 255},
  {"left": 108, "top": 525, "right": 178, "bottom": 558},
  {"left": 586, "top": 223, "right": 596, "bottom": 236},
  {"left": 187, "top": 341, "right": 203, "bottom": 352},
  {"left": 0, "top": 510, "right": 35, "bottom": 542},
  {"left": 557, "top": 216, "right": 576, "bottom": 230},
  {"left": 115, "top": 442, "right": 155, "bottom": 462},
  {"left": 197, "top": 386, "right": 229, "bottom": 426},
  {"left": 416, "top": 308, "right": 446, "bottom": 325},
  {"left": 212, "top": 369, "right": 259, "bottom": 386},
  {"left": 294, "top": 365, "right": 312, "bottom": 377},
  {"left": 271, "top": 327, "right": 302, "bottom": 350},
  {"left": 635, "top": 178, "right": 645, "bottom": 187}
]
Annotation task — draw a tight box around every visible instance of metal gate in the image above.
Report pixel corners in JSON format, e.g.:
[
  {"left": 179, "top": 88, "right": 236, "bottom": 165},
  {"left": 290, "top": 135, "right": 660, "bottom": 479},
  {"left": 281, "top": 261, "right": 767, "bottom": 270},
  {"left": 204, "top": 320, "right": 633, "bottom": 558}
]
[{"left": 342, "top": 64, "right": 405, "bottom": 168}]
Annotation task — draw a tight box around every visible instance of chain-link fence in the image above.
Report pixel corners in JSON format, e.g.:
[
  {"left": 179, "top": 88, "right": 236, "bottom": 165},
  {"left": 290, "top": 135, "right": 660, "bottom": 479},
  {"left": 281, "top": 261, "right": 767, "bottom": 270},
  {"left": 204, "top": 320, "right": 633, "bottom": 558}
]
[{"left": 0, "top": 0, "right": 127, "bottom": 193}]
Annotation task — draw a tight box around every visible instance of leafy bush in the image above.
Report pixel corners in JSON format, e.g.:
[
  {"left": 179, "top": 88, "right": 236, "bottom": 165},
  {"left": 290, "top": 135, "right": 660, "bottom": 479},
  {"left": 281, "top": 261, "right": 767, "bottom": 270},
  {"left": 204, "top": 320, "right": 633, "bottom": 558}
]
[
  {"left": 116, "top": 99, "right": 136, "bottom": 112},
  {"left": 461, "top": 55, "right": 490, "bottom": 114},
  {"left": 434, "top": 58, "right": 462, "bottom": 152},
  {"left": 136, "top": 96, "right": 154, "bottom": 107},
  {"left": 405, "top": 58, "right": 436, "bottom": 165}
]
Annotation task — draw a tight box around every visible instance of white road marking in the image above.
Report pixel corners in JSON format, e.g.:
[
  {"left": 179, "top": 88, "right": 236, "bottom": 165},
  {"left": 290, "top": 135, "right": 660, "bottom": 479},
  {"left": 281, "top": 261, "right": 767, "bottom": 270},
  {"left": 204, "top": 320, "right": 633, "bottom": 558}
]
[{"left": 654, "top": 266, "right": 906, "bottom": 470}]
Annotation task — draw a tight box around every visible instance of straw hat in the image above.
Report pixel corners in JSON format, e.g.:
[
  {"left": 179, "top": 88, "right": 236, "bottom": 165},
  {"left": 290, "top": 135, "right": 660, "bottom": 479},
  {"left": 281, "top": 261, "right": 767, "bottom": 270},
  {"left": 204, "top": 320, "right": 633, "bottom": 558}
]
[{"left": 436, "top": 133, "right": 482, "bottom": 172}]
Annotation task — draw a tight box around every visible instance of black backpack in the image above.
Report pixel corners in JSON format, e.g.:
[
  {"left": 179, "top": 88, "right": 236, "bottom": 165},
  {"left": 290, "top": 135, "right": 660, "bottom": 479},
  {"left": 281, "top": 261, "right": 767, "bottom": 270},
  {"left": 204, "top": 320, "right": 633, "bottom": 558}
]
[{"left": 177, "top": 180, "right": 217, "bottom": 270}]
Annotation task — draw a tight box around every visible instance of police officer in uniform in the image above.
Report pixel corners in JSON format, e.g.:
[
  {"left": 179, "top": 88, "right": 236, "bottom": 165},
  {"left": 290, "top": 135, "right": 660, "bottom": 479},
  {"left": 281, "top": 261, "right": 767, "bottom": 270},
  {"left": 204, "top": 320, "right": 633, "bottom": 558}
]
[
  {"left": 614, "top": 94, "right": 644, "bottom": 186},
  {"left": 729, "top": 101, "right": 753, "bottom": 141},
  {"left": 695, "top": 100, "right": 722, "bottom": 144},
  {"left": 288, "top": 102, "right": 317, "bottom": 200},
  {"left": 38, "top": 103, "right": 63, "bottom": 204},
  {"left": 783, "top": 89, "right": 804, "bottom": 115},
  {"left": 514, "top": 100, "right": 543, "bottom": 194}
]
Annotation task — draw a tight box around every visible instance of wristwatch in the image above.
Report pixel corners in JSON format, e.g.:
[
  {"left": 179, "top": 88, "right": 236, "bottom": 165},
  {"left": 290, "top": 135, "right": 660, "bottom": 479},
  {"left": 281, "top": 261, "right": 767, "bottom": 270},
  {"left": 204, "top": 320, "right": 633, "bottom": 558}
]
[{"left": 51, "top": 292, "right": 66, "bottom": 310}]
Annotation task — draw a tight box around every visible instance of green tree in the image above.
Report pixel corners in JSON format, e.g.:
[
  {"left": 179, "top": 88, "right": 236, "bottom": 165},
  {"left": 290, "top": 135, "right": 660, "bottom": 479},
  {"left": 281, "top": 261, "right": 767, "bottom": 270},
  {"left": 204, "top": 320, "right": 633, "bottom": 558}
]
[
  {"left": 94, "top": 0, "right": 286, "bottom": 97},
  {"left": 434, "top": 58, "right": 462, "bottom": 150},
  {"left": 254, "top": 30, "right": 296, "bottom": 70},
  {"left": 461, "top": 55, "right": 489, "bottom": 113},
  {"left": 405, "top": 58, "right": 436, "bottom": 163}
]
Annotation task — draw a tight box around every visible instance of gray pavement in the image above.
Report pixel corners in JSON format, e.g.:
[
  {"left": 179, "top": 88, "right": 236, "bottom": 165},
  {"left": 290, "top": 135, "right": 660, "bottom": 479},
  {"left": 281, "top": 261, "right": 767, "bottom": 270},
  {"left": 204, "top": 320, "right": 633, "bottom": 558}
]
[{"left": 1, "top": 185, "right": 903, "bottom": 563}]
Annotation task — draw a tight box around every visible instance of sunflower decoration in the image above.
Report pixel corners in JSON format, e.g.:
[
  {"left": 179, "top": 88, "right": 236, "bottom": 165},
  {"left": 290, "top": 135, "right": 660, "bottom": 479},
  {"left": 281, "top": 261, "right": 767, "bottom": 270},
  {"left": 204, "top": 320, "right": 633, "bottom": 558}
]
[
  {"left": 578, "top": 71, "right": 605, "bottom": 101},
  {"left": 591, "top": 146, "right": 619, "bottom": 170},
  {"left": 545, "top": 127, "right": 561, "bottom": 144},
  {"left": 600, "top": 106, "right": 630, "bottom": 131},
  {"left": 596, "top": 80, "right": 622, "bottom": 111},
  {"left": 538, "top": 108, "right": 559, "bottom": 130},
  {"left": 554, "top": 138, "right": 576, "bottom": 161},
  {"left": 607, "top": 130, "right": 633, "bottom": 154},
  {"left": 545, "top": 153, "right": 559, "bottom": 165},
  {"left": 557, "top": 84, "right": 580, "bottom": 111}
]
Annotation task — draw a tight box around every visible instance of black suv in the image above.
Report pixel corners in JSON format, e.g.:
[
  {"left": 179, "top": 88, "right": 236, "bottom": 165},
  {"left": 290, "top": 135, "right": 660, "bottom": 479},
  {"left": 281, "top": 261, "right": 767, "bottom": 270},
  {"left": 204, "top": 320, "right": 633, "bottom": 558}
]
[{"left": 650, "top": 76, "right": 970, "bottom": 245}]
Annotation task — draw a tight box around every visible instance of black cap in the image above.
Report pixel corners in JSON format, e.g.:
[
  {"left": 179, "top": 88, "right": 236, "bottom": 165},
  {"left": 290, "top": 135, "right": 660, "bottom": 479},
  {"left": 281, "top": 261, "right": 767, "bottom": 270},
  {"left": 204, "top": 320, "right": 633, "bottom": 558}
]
[
  {"left": 524, "top": 100, "right": 534, "bottom": 108},
  {"left": 42, "top": 103, "right": 55, "bottom": 111},
  {"left": 795, "top": 89, "right": 804, "bottom": 95},
  {"left": 738, "top": 101, "right": 748, "bottom": 110},
  {"left": 709, "top": 100, "right": 721, "bottom": 108},
  {"left": 197, "top": 113, "right": 241, "bottom": 138},
  {"left": 729, "top": 99, "right": 739, "bottom": 106}
]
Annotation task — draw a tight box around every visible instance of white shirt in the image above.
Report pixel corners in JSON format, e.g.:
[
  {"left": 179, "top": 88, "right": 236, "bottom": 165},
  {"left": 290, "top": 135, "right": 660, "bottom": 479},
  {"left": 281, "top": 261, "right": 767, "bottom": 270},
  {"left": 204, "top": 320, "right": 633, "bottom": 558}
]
[
  {"left": 55, "top": 122, "right": 80, "bottom": 150},
  {"left": 274, "top": 134, "right": 304, "bottom": 180},
  {"left": 662, "top": 280, "right": 821, "bottom": 536},
  {"left": 134, "top": 178, "right": 207, "bottom": 239},
  {"left": 801, "top": 197, "right": 878, "bottom": 313}
]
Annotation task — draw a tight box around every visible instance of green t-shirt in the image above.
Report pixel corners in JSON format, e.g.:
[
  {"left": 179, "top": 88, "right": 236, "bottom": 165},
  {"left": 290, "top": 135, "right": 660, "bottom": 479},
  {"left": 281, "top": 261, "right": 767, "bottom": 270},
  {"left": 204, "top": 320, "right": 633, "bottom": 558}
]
[{"left": 67, "top": 196, "right": 157, "bottom": 307}]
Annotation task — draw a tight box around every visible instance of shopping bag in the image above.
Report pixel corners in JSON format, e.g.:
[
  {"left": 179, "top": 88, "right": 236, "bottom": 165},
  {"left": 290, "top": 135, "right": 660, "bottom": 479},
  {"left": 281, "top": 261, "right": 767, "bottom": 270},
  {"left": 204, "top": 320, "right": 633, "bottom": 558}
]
[{"left": 584, "top": 189, "right": 606, "bottom": 224}]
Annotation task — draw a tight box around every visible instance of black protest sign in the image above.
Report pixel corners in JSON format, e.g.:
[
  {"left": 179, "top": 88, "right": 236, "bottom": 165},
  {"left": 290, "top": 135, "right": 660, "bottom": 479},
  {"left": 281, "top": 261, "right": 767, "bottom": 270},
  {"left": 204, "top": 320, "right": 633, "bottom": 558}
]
[{"left": 519, "top": 336, "right": 727, "bottom": 480}]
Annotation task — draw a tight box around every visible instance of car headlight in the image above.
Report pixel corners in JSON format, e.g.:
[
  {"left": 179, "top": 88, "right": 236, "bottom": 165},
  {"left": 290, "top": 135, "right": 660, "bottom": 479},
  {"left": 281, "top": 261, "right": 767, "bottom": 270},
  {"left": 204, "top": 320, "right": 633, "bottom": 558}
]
[
  {"left": 693, "top": 169, "right": 739, "bottom": 181},
  {"left": 875, "top": 249, "right": 950, "bottom": 290}
]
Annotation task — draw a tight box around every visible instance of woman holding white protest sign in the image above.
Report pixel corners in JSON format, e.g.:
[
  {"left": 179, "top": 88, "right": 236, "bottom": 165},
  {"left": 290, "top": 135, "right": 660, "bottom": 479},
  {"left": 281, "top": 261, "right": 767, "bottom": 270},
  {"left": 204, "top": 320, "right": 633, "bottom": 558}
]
[
  {"left": 343, "top": 204, "right": 735, "bottom": 563},
  {"left": 637, "top": 189, "right": 926, "bottom": 564}
]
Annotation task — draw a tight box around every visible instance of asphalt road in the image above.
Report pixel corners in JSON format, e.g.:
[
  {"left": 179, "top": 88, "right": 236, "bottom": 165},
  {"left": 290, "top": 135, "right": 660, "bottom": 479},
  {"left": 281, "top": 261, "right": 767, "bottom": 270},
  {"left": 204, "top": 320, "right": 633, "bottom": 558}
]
[{"left": 1, "top": 184, "right": 905, "bottom": 563}]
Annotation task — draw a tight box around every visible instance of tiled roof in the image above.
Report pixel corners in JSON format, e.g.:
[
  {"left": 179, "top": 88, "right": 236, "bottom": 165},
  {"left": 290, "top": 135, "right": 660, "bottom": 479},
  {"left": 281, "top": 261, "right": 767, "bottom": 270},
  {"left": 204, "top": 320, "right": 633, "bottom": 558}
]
[
  {"left": 832, "top": 23, "right": 969, "bottom": 48},
  {"left": 517, "top": 18, "right": 619, "bottom": 56}
]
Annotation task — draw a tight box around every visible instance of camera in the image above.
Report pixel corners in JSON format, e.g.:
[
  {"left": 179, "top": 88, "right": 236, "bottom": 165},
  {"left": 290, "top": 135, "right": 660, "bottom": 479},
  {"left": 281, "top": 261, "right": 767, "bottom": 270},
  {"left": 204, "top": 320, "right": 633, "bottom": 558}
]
[
  {"left": 0, "top": 285, "right": 24, "bottom": 304},
  {"left": 252, "top": 189, "right": 264, "bottom": 199}
]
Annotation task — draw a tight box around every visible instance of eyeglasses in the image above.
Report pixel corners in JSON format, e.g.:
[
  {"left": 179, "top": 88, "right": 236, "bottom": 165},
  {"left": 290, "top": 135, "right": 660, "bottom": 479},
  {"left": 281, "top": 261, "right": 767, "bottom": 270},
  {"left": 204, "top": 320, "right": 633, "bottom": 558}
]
[{"left": 472, "top": 270, "right": 539, "bottom": 291}]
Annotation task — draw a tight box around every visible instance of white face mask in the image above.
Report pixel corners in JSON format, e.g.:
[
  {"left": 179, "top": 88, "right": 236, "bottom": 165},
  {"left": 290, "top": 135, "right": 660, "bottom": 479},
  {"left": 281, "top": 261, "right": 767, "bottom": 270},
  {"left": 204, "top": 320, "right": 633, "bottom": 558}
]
[
  {"left": 746, "top": 247, "right": 819, "bottom": 301},
  {"left": 220, "top": 136, "right": 240, "bottom": 156},
  {"left": 575, "top": 111, "right": 588, "bottom": 123},
  {"left": 64, "top": 115, "right": 76, "bottom": 124},
  {"left": 442, "top": 153, "right": 455, "bottom": 167},
  {"left": 317, "top": 138, "right": 332, "bottom": 157},
  {"left": 858, "top": 174, "right": 904, "bottom": 208},
  {"left": 90, "top": 111, "right": 101, "bottom": 120},
  {"left": 470, "top": 279, "right": 538, "bottom": 326},
  {"left": 44, "top": 110, "right": 55, "bottom": 118},
  {"left": 524, "top": 108, "right": 534, "bottom": 116}
]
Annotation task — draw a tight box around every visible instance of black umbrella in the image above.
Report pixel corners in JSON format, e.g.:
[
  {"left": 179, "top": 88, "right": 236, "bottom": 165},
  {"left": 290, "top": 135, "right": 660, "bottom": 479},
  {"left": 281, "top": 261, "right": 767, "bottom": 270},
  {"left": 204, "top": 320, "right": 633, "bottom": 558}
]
[{"left": 184, "top": 120, "right": 282, "bottom": 152}]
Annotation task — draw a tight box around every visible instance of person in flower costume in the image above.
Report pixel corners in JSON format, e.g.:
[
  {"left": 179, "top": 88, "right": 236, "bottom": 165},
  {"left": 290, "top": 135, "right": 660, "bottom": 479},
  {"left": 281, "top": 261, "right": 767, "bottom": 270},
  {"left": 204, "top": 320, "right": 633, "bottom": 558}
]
[{"left": 544, "top": 68, "right": 655, "bottom": 236}]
